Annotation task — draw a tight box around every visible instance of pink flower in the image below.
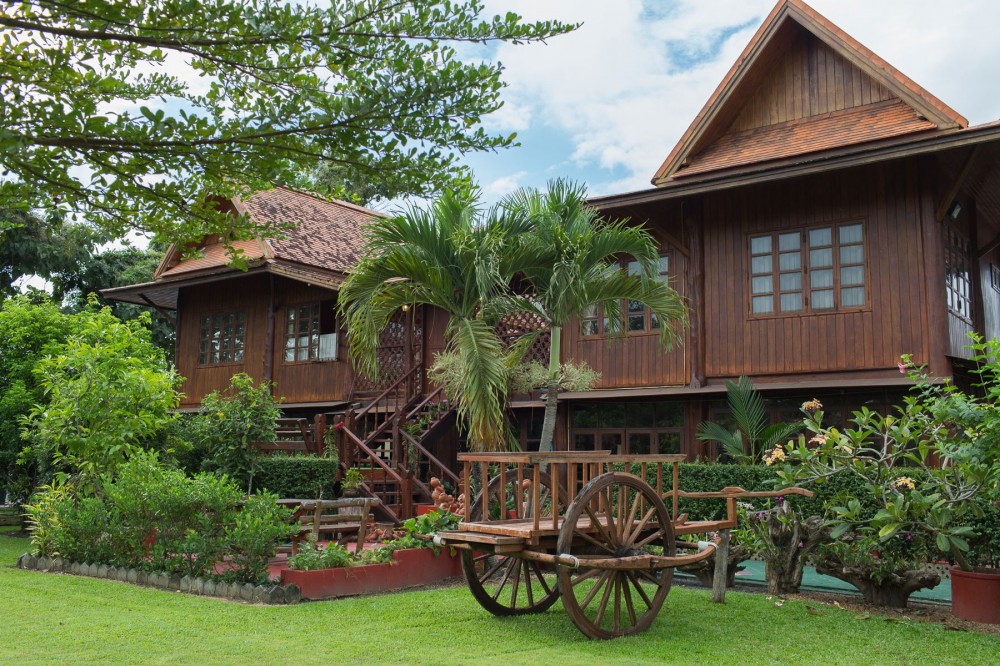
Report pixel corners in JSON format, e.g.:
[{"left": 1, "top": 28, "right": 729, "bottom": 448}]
[{"left": 898, "top": 361, "right": 907, "bottom": 374}]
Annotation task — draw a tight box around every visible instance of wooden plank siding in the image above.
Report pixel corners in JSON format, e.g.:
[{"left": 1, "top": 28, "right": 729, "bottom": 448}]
[
  {"left": 561, "top": 209, "right": 690, "bottom": 389},
  {"left": 700, "top": 160, "right": 931, "bottom": 380},
  {"left": 729, "top": 29, "right": 894, "bottom": 134},
  {"left": 177, "top": 275, "right": 354, "bottom": 407}
]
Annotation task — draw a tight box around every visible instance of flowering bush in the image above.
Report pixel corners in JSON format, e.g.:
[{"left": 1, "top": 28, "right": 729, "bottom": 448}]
[{"left": 772, "top": 343, "right": 1000, "bottom": 572}]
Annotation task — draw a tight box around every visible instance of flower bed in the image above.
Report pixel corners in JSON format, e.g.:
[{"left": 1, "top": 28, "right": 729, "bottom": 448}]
[{"left": 280, "top": 547, "right": 462, "bottom": 600}]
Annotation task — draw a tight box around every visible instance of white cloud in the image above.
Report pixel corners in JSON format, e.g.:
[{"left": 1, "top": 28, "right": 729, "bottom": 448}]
[
  {"left": 480, "top": 0, "right": 1000, "bottom": 194},
  {"left": 482, "top": 171, "right": 529, "bottom": 198}
]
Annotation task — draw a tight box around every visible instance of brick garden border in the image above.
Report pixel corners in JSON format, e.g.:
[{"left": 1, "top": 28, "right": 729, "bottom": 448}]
[{"left": 14, "top": 553, "right": 301, "bottom": 604}]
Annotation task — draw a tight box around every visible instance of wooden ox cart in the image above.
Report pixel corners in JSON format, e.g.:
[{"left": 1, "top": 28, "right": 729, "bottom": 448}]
[{"left": 434, "top": 451, "right": 811, "bottom": 640}]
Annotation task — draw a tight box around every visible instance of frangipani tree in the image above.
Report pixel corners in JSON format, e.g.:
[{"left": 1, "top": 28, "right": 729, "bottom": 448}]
[
  {"left": 502, "top": 179, "right": 687, "bottom": 452},
  {"left": 339, "top": 188, "right": 529, "bottom": 451}
]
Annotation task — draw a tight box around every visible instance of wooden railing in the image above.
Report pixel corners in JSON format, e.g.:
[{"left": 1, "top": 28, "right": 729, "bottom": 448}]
[{"left": 398, "top": 386, "right": 460, "bottom": 492}]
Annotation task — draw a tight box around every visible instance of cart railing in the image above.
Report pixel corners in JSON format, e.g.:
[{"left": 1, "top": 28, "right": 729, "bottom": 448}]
[{"left": 457, "top": 451, "right": 811, "bottom": 533}]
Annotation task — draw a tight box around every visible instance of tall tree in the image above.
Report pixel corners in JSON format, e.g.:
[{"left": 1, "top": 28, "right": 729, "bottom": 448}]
[
  {"left": 339, "top": 188, "right": 529, "bottom": 451},
  {"left": 504, "top": 180, "right": 687, "bottom": 453},
  {"left": 0, "top": 1, "right": 573, "bottom": 244},
  {"left": 0, "top": 208, "right": 102, "bottom": 295}
]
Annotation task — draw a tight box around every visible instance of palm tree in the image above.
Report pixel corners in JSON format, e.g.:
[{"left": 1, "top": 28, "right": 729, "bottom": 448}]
[
  {"left": 502, "top": 179, "right": 688, "bottom": 453},
  {"left": 338, "top": 188, "right": 528, "bottom": 451},
  {"left": 695, "top": 376, "right": 801, "bottom": 463}
]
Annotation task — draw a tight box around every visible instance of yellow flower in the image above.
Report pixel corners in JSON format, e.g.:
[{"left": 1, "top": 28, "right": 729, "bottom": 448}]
[
  {"left": 884, "top": 416, "right": 894, "bottom": 427},
  {"left": 801, "top": 399, "right": 823, "bottom": 415},
  {"left": 809, "top": 434, "right": 827, "bottom": 445},
  {"left": 890, "top": 476, "right": 916, "bottom": 491},
  {"left": 763, "top": 447, "right": 786, "bottom": 466}
]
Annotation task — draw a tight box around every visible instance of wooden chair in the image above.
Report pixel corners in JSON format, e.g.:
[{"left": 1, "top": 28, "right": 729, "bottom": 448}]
[{"left": 283, "top": 498, "right": 382, "bottom": 554}]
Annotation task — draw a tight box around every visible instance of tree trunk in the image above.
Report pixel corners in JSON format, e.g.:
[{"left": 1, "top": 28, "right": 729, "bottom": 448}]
[
  {"left": 537, "top": 325, "right": 561, "bottom": 453},
  {"left": 815, "top": 561, "right": 941, "bottom": 609},
  {"left": 760, "top": 506, "right": 826, "bottom": 595}
]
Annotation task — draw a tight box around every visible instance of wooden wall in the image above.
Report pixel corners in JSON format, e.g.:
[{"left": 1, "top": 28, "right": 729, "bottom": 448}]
[
  {"left": 561, "top": 214, "right": 690, "bottom": 389},
  {"left": 729, "top": 29, "right": 895, "bottom": 133},
  {"left": 177, "top": 275, "right": 355, "bottom": 406},
  {"left": 701, "top": 160, "right": 932, "bottom": 379}
]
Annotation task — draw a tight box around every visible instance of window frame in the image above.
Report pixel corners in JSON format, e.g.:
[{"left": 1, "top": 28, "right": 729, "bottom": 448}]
[
  {"left": 569, "top": 402, "right": 685, "bottom": 455},
  {"left": 943, "top": 224, "right": 973, "bottom": 324},
  {"left": 747, "top": 219, "right": 870, "bottom": 319},
  {"left": 282, "top": 298, "right": 340, "bottom": 365},
  {"left": 580, "top": 252, "right": 673, "bottom": 338},
  {"left": 197, "top": 309, "right": 247, "bottom": 367}
]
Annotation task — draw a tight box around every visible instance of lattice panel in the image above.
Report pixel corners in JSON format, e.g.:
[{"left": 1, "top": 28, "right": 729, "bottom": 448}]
[
  {"left": 496, "top": 311, "right": 550, "bottom": 365},
  {"left": 352, "top": 308, "right": 423, "bottom": 394}
]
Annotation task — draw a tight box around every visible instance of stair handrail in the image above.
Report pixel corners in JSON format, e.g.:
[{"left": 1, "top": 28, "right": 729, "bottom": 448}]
[
  {"left": 354, "top": 363, "right": 423, "bottom": 423},
  {"left": 342, "top": 425, "right": 406, "bottom": 487},
  {"left": 402, "top": 385, "right": 447, "bottom": 423},
  {"left": 399, "top": 426, "right": 461, "bottom": 489}
]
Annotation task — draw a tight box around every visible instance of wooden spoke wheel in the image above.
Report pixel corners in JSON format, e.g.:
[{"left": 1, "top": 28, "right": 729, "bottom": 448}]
[
  {"left": 461, "top": 550, "right": 560, "bottom": 616},
  {"left": 463, "top": 468, "right": 562, "bottom": 615},
  {"left": 469, "top": 468, "right": 563, "bottom": 522},
  {"left": 556, "top": 472, "right": 675, "bottom": 640}
]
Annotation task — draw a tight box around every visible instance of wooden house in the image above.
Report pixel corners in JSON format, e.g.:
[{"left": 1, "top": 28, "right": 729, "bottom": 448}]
[
  {"left": 532, "top": 0, "right": 1000, "bottom": 462},
  {"left": 107, "top": 0, "right": 1000, "bottom": 518}
]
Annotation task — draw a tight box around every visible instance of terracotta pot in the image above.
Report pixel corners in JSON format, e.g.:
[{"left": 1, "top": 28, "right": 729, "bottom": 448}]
[{"left": 951, "top": 566, "right": 1000, "bottom": 624}]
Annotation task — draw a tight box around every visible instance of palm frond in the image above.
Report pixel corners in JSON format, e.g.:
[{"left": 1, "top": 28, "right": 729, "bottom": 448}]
[
  {"left": 726, "top": 376, "right": 767, "bottom": 445},
  {"left": 695, "top": 421, "right": 747, "bottom": 461}
]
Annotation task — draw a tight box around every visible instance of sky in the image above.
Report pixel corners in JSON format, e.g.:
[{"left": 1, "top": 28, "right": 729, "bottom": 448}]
[{"left": 463, "top": 0, "right": 1000, "bottom": 205}]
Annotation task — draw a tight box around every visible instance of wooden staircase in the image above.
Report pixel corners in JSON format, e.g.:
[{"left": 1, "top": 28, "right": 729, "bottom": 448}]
[{"left": 338, "top": 365, "right": 460, "bottom": 524}]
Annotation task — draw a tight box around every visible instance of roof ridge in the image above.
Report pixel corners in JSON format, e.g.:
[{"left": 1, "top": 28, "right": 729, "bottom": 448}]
[
  {"left": 271, "top": 184, "right": 389, "bottom": 218},
  {"left": 651, "top": 0, "right": 967, "bottom": 185}
]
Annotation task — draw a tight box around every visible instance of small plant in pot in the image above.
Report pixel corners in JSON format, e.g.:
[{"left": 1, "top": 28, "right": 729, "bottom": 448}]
[
  {"left": 773, "top": 345, "right": 1000, "bottom": 616},
  {"left": 340, "top": 468, "right": 365, "bottom": 499}
]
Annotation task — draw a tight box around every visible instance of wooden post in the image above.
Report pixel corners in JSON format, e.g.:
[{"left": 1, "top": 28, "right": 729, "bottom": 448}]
[
  {"left": 313, "top": 413, "right": 327, "bottom": 456},
  {"left": 712, "top": 529, "right": 730, "bottom": 603},
  {"left": 683, "top": 197, "right": 706, "bottom": 388},
  {"left": 263, "top": 274, "right": 276, "bottom": 385},
  {"left": 402, "top": 473, "right": 413, "bottom": 520}
]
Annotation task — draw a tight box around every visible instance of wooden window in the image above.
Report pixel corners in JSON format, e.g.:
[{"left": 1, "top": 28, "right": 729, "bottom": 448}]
[
  {"left": 991, "top": 264, "right": 1000, "bottom": 293},
  {"left": 581, "top": 254, "right": 671, "bottom": 336},
  {"left": 944, "top": 225, "right": 972, "bottom": 322},
  {"left": 749, "top": 222, "right": 865, "bottom": 316},
  {"left": 570, "top": 402, "right": 684, "bottom": 454},
  {"left": 283, "top": 298, "right": 338, "bottom": 363},
  {"left": 198, "top": 310, "right": 246, "bottom": 365}
]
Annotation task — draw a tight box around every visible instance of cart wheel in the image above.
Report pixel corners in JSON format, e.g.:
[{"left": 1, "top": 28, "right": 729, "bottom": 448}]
[
  {"left": 556, "top": 472, "right": 675, "bottom": 639},
  {"left": 469, "top": 468, "right": 564, "bottom": 522},
  {"left": 461, "top": 551, "right": 560, "bottom": 616}
]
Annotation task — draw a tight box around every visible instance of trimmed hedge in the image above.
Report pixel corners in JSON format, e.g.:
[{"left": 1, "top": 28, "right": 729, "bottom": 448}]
[
  {"left": 629, "top": 462, "right": 907, "bottom": 521},
  {"left": 255, "top": 456, "right": 339, "bottom": 499}
]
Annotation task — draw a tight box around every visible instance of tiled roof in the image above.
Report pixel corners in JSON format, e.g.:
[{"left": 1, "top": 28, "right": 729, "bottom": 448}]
[
  {"left": 241, "top": 187, "right": 380, "bottom": 273},
  {"left": 156, "top": 187, "right": 382, "bottom": 279},
  {"left": 675, "top": 99, "right": 937, "bottom": 178},
  {"left": 159, "top": 239, "right": 265, "bottom": 277}
]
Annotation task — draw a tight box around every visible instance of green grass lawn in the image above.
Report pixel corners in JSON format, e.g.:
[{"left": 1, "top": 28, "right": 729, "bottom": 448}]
[{"left": 2, "top": 534, "right": 996, "bottom": 665}]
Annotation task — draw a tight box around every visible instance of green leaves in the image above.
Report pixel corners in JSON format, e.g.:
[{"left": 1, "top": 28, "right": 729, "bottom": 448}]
[{"left": 0, "top": 0, "right": 574, "bottom": 244}]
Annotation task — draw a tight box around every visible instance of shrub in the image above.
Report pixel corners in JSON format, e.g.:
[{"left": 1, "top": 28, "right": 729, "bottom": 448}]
[
  {"left": 186, "top": 373, "right": 281, "bottom": 492},
  {"left": 287, "top": 541, "right": 354, "bottom": 571},
  {"left": 255, "top": 455, "right": 339, "bottom": 499},
  {"left": 25, "top": 452, "right": 295, "bottom": 584},
  {"left": 20, "top": 305, "right": 181, "bottom": 491}
]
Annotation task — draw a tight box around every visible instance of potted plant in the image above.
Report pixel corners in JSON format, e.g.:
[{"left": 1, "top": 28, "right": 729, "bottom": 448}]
[
  {"left": 340, "top": 468, "right": 364, "bottom": 499},
  {"left": 773, "top": 343, "right": 1000, "bottom": 616}
]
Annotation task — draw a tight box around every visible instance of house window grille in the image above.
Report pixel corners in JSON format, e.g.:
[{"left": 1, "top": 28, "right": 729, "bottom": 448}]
[
  {"left": 284, "top": 299, "right": 338, "bottom": 363},
  {"left": 581, "top": 254, "right": 672, "bottom": 336},
  {"left": 198, "top": 311, "right": 246, "bottom": 365},
  {"left": 944, "top": 225, "right": 972, "bottom": 322},
  {"left": 570, "top": 402, "right": 684, "bottom": 454},
  {"left": 749, "top": 222, "right": 866, "bottom": 316}
]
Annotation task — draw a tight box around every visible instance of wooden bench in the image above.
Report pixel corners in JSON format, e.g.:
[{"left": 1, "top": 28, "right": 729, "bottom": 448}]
[{"left": 278, "top": 498, "right": 382, "bottom": 554}]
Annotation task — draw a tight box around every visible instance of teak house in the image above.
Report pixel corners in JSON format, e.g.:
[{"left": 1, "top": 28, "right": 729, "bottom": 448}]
[{"left": 106, "top": 0, "right": 1000, "bottom": 520}]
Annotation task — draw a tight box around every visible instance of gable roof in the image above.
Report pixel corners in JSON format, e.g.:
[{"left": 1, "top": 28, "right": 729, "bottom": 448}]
[
  {"left": 652, "top": 0, "right": 967, "bottom": 185},
  {"left": 154, "top": 186, "right": 383, "bottom": 280},
  {"left": 104, "top": 187, "right": 384, "bottom": 310}
]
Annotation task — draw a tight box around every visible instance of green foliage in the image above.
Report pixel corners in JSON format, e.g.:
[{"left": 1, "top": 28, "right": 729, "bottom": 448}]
[
  {"left": 25, "top": 452, "right": 295, "bottom": 584},
  {"left": 0, "top": 208, "right": 103, "bottom": 295},
  {"left": 186, "top": 373, "right": 281, "bottom": 492},
  {"left": 500, "top": 179, "right": 687, "bottom": 452},
  {"left": 54, "top": 245, "right": 174, "bottom": 355},
  {"left": 19, "top": 302, "right": 181, "bottom": 491},
  {"left": 696, "top": 376, "right": 802, "bottom": 463},
  {"left": 0, "top": 296, "right": 79, "bottom": 502},
  {"left": 815, "top": 533, "right": 935, "bottom": 585},
  {"left": 508, "top": 360, "right": 600, "bottom": 393},
  {"left": 772, "top": 344, "right": 1000, "bottom": 570},
  {"left": 341, "top": 187, "right": 532, "bottom": 451},
  {"left": 286, "top": 540, "right": 355, "bottom": 571},
  {"left": 254, "top": 456, "right": 339, "bottom": 500},
  {"left": 341, "top": 468, "right": 365, "bottom": 492},
  {"left": 0, "top": 0, "right": 573, "bottom": 243}
]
